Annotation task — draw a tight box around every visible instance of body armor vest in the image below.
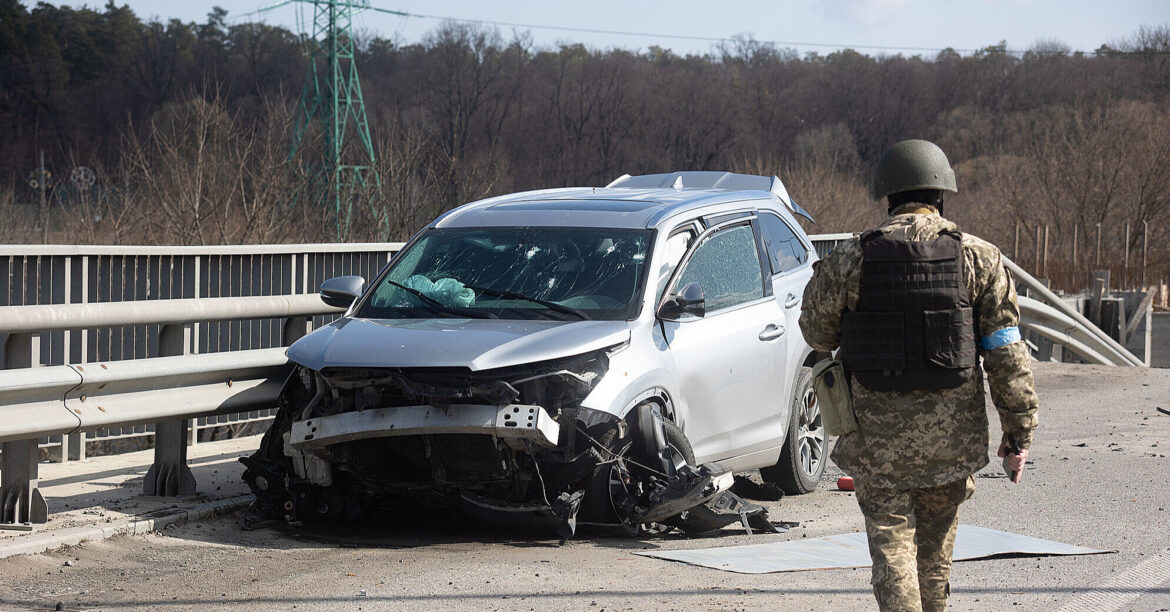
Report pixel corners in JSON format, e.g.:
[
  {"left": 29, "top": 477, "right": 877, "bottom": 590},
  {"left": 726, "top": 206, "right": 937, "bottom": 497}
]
[{"left": 839, "top": 229, "right": 978, "bottom": 392}]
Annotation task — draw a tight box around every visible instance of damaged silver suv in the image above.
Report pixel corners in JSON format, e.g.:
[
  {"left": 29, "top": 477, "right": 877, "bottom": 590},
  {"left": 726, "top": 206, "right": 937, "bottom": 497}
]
[{"left": 242, "top": 171, "right": 827, "bottom": 538}]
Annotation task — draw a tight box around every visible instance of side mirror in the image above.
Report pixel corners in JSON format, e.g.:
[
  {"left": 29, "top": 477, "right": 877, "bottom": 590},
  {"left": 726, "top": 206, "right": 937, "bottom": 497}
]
[
  {"left": 657, "top": 281, "right": 705, "bottom": 321},
  {"left": 320, "top": 275, "right": 366, "bottom": 309}
]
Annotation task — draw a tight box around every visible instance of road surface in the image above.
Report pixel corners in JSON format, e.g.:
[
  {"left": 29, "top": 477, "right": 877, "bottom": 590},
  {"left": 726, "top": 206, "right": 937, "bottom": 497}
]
[{"left": 2, "top": 361, "right": 1168, "bottom": 611}]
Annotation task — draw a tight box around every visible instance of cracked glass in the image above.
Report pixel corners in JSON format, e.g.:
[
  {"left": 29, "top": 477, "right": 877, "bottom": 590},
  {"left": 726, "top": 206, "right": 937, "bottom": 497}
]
[
  {"left": 357, "top": 227, "right": 652, "bottom": 321},
  {"left": 675, "top": 224, "right": 764, "bottom": 312}
]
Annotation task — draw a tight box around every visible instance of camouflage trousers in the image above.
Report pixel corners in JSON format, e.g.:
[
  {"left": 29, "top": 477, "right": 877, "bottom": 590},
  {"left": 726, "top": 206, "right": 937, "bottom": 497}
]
[{"left": 854, "top": 476, "right": 976, "bottom": 612}]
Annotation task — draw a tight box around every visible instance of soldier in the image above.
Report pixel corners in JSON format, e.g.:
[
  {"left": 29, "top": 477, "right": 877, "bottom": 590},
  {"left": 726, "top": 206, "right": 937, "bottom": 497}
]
[{"left": 799, "top": 139, "right": 1039, "bottom": 612}]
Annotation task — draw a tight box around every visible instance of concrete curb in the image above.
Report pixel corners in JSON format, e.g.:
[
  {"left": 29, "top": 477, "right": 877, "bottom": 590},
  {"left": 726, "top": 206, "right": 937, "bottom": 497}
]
[{"left": 0, "top": 495, "right": 252, "bottom": 560}]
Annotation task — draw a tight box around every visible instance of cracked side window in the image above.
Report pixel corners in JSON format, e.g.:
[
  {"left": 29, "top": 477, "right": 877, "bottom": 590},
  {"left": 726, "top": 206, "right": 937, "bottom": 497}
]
[{"left": 675, "top": 224, "right": 764, "bottom": 313}]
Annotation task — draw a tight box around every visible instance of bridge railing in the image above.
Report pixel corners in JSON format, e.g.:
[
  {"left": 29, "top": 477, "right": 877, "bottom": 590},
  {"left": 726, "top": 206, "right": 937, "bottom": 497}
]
[
  {"left": 0, "top": 243, "right": 402, "bottom": 525},
  {"left": 1, "top": 243, "right": 404, "bottom": 458},
  {"left": 0, "top": 237, "right": 1142, "bottom": 526},
  {"left": 811, "top": 233, "right": 1144, "bottom": 366},
  {"left": 0, "top": 243, "right": 402, "bottom": 365}
]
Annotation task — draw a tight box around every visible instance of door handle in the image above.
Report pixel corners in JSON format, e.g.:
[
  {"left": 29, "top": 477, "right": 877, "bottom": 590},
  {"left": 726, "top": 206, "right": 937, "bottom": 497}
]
[
  {"left": 784, "top": 293, "right": 801, "bottom": 309},
  {"left": 759, "top": 324, "right": 786, "bottom": 341}
]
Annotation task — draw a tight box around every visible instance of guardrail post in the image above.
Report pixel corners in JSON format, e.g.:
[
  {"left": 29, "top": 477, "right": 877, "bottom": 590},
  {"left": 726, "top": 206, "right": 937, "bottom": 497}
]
[
  {"left": 188, "top": 417, "right": 199, "bottom": 448},
  {"left": 1, "top": 332, "right": 49, "bottom": 525},
  {"left": 142, "top": 324, "right": 197, "bottom": 497},
  {"left": 66, "top": 432, "right": 86, "bottom": 462},
  {"left": 1, "top": 440, "right": 48, "bottom": 526}
]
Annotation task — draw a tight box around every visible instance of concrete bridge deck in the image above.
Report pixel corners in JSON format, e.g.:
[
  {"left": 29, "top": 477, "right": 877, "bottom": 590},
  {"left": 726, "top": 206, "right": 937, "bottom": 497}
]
[
  {"left": 0, "top": 437, "right": 255, "bottom": 558},
  {"left": 1, "top": 361, "right": 1168, "bottom": 611}
]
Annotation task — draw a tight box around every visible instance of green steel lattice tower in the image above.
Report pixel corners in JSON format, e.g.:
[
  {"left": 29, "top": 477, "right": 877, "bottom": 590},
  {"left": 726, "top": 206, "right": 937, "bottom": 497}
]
[{"left": 286, "top": 0, "right": 381, "bottom": 239}]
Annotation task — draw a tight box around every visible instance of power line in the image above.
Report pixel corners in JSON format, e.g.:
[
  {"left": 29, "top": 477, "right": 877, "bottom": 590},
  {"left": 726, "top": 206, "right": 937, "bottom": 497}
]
[
  {"left": 363, "top": 6, "right": 1113, "bottom": 56},
  {"left": 367, "top": 7, "right": 981, "bottom": 55},
  {"left": 235, "top": 3, "right": 1160, "bottom": 57}
]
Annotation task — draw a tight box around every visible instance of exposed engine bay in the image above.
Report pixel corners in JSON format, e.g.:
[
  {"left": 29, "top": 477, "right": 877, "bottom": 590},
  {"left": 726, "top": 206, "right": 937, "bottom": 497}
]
[{"left": 241, "top": 349, "right": 778, "bottom": 540}]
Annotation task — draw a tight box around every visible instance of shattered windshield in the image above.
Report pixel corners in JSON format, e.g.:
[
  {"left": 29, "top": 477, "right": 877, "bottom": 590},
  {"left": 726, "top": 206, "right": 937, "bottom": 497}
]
[{"left": 357, "top": 227, "right": 652, "bottom": 321}]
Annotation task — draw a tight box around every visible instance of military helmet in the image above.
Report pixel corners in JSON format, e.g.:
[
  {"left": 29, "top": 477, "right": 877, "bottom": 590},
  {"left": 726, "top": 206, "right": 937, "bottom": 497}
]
[{"left": 872, "top": 139, "right": 958, "bottom": 200}]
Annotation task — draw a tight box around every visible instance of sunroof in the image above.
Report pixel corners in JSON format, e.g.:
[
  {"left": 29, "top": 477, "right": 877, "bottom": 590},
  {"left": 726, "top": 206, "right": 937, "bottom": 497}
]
[{"left": 487, "top": 199, "right": 659, "bottom": 212}]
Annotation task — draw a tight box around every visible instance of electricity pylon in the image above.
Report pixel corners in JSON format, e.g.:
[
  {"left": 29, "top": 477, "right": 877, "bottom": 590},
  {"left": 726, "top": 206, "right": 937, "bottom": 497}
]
[{"left": 261, "top": 0, "right": 383, "bottom": 239}]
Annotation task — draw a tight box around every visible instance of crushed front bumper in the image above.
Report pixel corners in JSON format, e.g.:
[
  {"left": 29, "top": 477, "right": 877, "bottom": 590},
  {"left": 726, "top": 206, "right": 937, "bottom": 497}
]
[
  {"left": 289, "top": 404, "right": 561, "bottom": 451},
  {"left": 243, "top": 365, "right": 783, "bottom": 539}
]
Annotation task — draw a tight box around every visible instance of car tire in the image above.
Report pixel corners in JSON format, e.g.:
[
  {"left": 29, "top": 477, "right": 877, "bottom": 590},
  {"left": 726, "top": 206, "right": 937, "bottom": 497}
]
[
  {"left": 657, "top": 420, "right": 696, "bottom": 466},
  {"left": 580, "top": 414, "right": 694, "bottom": 534},
  {"left": 761, "top": 365, "right": 825, "bottom": 494}
]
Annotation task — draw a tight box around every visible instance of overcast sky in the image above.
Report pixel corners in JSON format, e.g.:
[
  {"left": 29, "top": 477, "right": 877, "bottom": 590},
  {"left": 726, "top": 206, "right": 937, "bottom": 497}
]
[{"left": 40, "top": 0, "right": 1170, "bottom": 56}]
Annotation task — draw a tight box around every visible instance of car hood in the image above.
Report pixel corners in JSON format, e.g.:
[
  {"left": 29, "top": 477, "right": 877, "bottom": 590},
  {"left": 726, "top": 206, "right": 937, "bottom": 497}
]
[{"left": 287, "top": 317, "right": 632, "bottom": 372}]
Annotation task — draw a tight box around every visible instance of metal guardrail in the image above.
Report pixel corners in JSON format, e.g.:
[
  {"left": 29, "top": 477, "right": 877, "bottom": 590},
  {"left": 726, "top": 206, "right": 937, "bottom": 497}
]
[
  {"left": 1005, "top": 259, "right": 1144, "bottom": 366},
  {"left": 0, "top": 293, "right": 339, "bottom": 334},
  {"left": 810, "top": 233, "right": 1144, "bottom": 367},
  {"left": 1, "top": 243, "right": 403, "bottom": 463},
  {"left": 0, "top": 242, "right": 400, "bottom": 366},
  {"left": 0, "top": 349, "right": 290, "bottom": 447},
  {"left": 0, "top": 293, "right": 345, "bottom": 523},
  {"left": 1018, "top": 298, "right": 1117, "bottom": 366},
  {"left": 0, "top": 235, "right": 1143, "bottom": 526},
  {"left": 0, "top": 243, "right": 401, "bottom": 525}
]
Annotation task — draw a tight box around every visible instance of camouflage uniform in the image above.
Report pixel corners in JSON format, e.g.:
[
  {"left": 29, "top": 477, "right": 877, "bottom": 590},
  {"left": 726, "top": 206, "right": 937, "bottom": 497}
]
[
  {"left": 799, "top": 205, "right": 1039, "bottom": 612},
  {"left": 854, "top": 476, "right": 975, "bottom": 612}
]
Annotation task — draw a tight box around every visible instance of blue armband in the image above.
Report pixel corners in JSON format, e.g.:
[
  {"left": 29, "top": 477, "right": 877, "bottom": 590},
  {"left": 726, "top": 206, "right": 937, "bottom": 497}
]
[{"left": 980, "top": 327, "right": 1022, "bottom": 350}]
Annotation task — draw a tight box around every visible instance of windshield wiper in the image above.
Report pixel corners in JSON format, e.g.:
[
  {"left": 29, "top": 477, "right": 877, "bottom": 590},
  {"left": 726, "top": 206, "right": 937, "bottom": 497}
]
[
  {"left": 464, "top": 285, "right": 591, "bottom": 321},
  {"left": 384, "top": 280, "right": 498, "bottom": 319}
]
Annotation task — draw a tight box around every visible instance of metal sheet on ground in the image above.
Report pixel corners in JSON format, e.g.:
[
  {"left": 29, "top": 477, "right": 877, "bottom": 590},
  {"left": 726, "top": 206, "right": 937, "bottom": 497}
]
[{"left": 635, "top": 525, "right": 1112, "bottom": 574}]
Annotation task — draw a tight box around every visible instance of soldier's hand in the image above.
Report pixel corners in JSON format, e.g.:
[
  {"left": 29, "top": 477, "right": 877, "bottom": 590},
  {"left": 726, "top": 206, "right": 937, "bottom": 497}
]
[{"left": 997, "top": 442, "right": 1028, "bottom": 483}]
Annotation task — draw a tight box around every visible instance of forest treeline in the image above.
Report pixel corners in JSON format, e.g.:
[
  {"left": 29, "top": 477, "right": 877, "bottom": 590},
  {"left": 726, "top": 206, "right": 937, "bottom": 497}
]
[{"left": 1, "top": 2, "right": 1169, "bottom": 289}]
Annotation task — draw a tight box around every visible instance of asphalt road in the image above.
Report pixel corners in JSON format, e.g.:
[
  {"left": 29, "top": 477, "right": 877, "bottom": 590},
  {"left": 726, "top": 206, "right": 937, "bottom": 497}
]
[{"left": 2, "top": 361, "right": 1169, "bottom": 612}]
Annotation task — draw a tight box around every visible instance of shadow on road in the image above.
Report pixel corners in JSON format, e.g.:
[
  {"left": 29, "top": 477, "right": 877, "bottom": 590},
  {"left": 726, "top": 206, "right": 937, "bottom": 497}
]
[{"left": 159, "top": 503, "right": 783, "bottom": 553}]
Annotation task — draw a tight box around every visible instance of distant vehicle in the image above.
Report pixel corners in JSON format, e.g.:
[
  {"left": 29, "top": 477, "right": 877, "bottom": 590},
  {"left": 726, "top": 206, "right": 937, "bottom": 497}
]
[{"left": 242, "top": 171, "right": 827, "bottom": 538}]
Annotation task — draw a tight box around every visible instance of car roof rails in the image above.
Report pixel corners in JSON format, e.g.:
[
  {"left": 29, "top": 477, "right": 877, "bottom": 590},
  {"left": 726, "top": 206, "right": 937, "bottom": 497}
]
[{"left": 606, "top": 172, "right": 815, "bottom": 223}]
